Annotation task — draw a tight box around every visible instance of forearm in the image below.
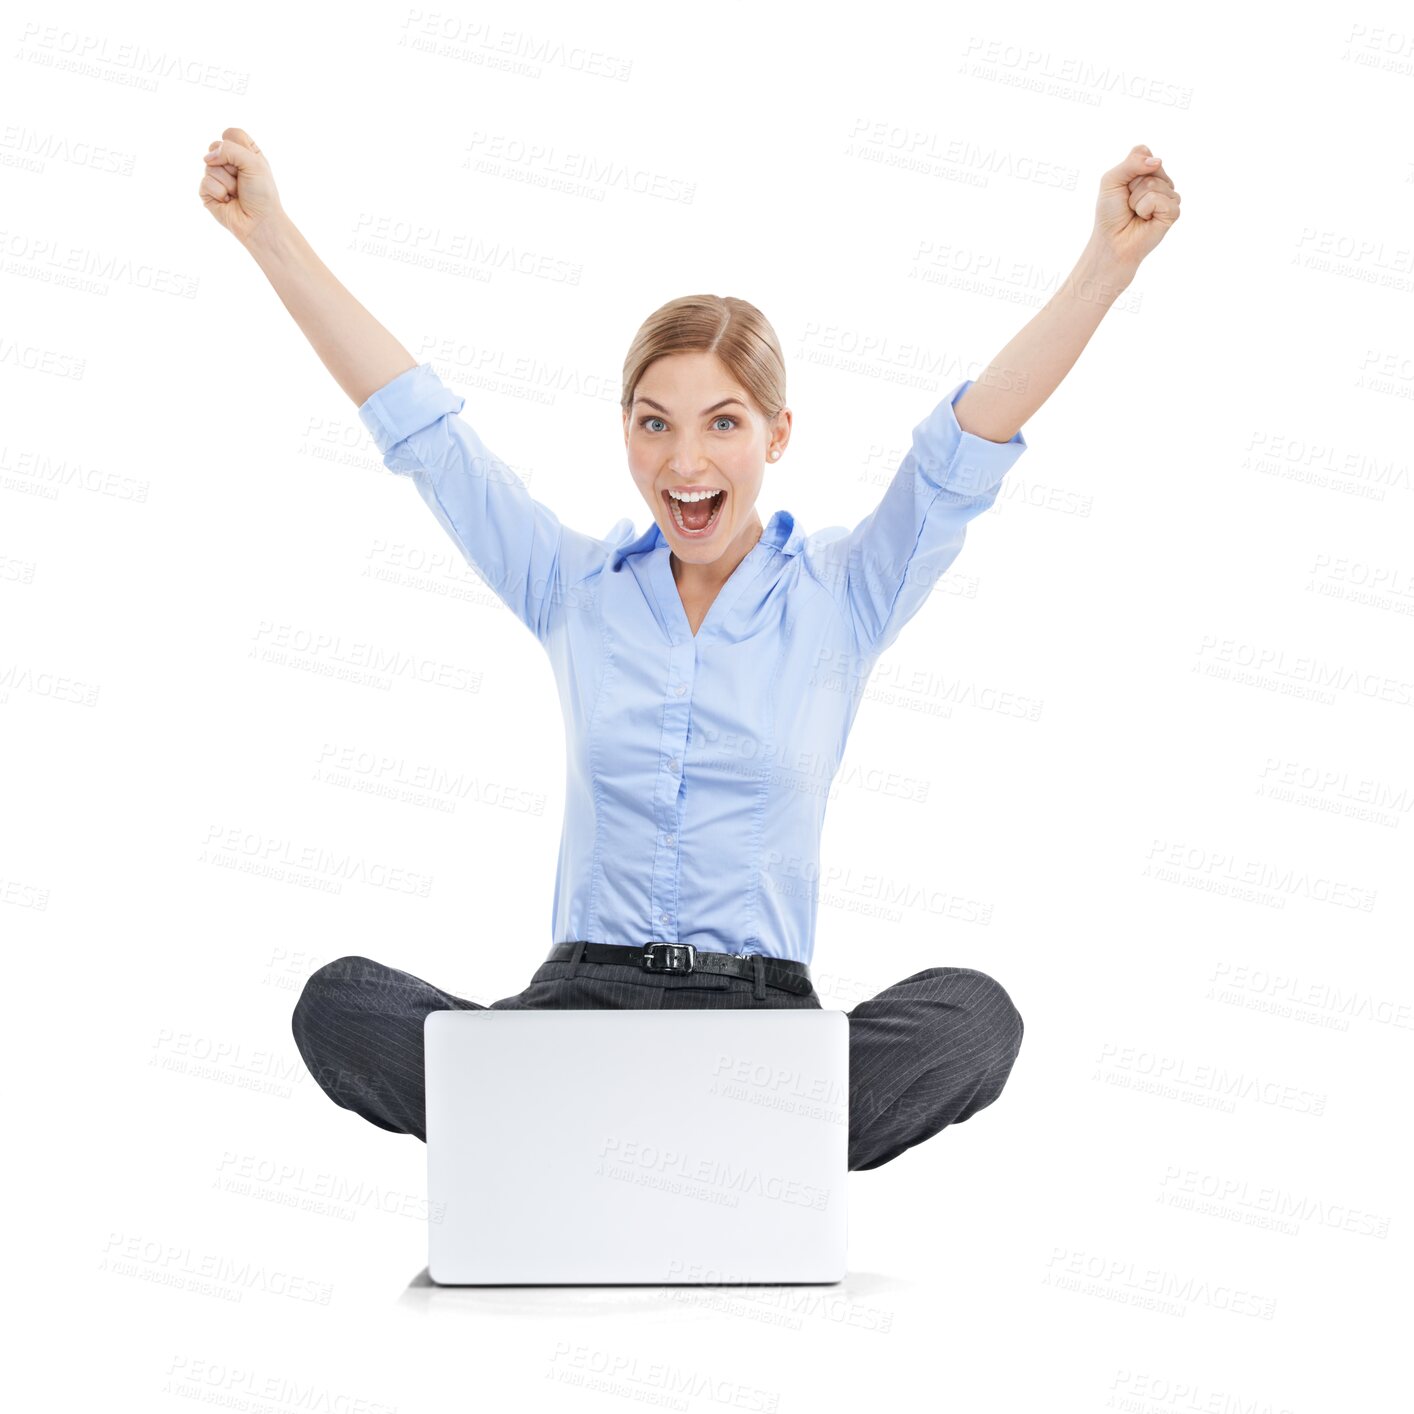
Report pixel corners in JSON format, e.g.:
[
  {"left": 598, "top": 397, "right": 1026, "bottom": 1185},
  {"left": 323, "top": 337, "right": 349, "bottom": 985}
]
[
  {"left": 953, "top": 237, "right": 1134, "bottom": 443},
  {"left": 241, "top": 214, "right": 416, "bottom": 407}
]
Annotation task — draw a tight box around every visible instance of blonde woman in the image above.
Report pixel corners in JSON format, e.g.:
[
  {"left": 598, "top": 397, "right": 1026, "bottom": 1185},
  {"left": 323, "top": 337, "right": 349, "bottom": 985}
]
[{"left": 200, "top": 129, "right": 1179, "bottom": 1170}]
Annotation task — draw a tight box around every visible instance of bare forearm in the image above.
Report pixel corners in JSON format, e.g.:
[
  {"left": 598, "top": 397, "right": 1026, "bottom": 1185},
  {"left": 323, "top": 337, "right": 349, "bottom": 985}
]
[
  {"left": 954, "top": 237, "right": 1134, "bottom": 443},
  {"left": 241, "top": 215, "right": 416, "bottom": 407}
]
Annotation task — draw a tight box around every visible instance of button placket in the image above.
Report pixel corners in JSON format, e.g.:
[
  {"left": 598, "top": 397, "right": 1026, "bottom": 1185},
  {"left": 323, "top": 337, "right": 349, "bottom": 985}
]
[{"left": 650, "top": 648, "right": 693, "bottom": 940}]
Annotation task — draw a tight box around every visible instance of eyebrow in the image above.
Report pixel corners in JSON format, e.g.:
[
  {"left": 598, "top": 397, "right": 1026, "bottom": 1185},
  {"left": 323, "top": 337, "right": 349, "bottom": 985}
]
[{"left": 633, "top": 396, "right": 748, "bottom": 416}]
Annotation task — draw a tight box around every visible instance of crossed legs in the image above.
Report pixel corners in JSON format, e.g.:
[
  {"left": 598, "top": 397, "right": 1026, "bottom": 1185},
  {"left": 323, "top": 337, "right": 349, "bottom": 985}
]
[{"left": 290, "top": 955, "right": 1023, "bottom": 1170}]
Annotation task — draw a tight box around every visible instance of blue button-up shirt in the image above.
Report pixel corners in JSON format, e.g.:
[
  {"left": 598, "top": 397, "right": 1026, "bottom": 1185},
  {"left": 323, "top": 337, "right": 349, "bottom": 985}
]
[{"left": 359, "top": 363, "right": 1027, "bottom": 964}]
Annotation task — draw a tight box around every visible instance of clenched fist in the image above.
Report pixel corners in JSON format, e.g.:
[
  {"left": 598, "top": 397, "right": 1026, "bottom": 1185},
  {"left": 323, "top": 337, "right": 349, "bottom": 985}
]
[
  {"left": 198, "top": 126, "right": 283, "bottom": 244},
  {"left": 1091, "top": 144, "right": 1182, "bottom": 273}
]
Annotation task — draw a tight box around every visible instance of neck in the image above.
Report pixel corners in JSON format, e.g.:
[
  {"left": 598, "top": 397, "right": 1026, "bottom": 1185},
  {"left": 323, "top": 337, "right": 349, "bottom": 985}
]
[{"left": 671, "top": 514, "right": 765, "bottom": 592}]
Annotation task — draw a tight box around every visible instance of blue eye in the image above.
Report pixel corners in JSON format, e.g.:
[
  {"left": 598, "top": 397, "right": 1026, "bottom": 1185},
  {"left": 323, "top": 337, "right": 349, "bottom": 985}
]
[{"left": 637, "top": 415, "right": 739, "bottom": 433}]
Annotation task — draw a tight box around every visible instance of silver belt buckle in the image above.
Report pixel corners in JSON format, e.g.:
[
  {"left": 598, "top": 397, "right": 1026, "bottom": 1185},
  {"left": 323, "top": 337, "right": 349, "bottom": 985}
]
[{"left": 641, "top": 942, "right": 695, "bottom": 973}]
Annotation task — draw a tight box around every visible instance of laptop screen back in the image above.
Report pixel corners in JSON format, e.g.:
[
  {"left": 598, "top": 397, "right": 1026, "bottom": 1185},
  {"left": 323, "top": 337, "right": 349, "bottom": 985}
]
[{"left": 425, "top": 1008, "right": 849, "bottom": 1285}]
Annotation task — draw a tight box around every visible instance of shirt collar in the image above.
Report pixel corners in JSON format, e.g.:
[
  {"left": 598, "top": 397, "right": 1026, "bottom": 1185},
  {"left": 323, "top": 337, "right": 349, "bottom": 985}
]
[{"left": 610, "top": 508, "right": 801, "bottom": 571}]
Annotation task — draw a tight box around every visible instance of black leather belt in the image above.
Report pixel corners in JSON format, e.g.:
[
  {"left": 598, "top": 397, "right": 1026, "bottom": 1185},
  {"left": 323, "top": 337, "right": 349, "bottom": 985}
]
[{"left": 546, "top": 941, "right": 814, "bottom": 997}]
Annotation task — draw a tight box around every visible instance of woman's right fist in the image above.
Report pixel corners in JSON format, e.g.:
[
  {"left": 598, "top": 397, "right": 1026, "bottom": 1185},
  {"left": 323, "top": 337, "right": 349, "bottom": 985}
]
[{"left": 199, "top": 126, "right": 283, "bottom": 244}]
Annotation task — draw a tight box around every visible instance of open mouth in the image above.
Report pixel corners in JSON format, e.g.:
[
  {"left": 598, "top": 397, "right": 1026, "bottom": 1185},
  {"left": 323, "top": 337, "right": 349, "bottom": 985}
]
[{"left": 663, "top": 489, "right": 726, "bottom": 537}]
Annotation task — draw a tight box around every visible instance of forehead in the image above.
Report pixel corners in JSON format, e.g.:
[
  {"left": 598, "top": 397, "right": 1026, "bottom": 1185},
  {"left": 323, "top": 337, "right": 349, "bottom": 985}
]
[{"left": 634, "top": 351, "right": 743, "bottom": 405}]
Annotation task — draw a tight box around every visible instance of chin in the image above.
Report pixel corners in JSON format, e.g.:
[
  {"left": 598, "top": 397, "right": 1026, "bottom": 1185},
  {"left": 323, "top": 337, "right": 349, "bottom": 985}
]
[{"left": 665, "top": 530, "right": 728, "bottom": 560}]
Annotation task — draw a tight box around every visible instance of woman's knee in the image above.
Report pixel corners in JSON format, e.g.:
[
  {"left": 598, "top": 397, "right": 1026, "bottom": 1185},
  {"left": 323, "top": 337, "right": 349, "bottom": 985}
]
[
  {"left": 292, "top": 954, "right": 384, "bottom": 1040},
  {"left": 904, "top": 966, "right": 1024, "bottom": 1056},
  {"left": 965, "top": 969, "right": 1023, "bottom": 1050}
]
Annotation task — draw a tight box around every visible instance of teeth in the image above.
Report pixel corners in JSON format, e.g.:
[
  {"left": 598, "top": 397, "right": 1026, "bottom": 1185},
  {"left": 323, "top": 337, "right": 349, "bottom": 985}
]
[
  {"left": 668, "top": 488, "right": 723, "bottom": 503},
  {"left": 669, "top": 491, "right": 724, "bottom": 533}
]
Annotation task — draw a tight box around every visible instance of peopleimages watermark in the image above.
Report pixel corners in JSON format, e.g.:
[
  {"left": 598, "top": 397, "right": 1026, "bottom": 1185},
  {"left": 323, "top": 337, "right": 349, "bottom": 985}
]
[
  {"left": 545, "top": 1341, "right": 779, "bottom": 1410},
  {"left": 1208, "top": 961, "right": 1412, "bottom": 1031},
  {"left": 1157, "top": 1163, "right": 1390, "bottom": 1239},
  {"left": 1094, "top": 1043, "right": 1327, "bottom": 1117},
  {"left": 214, "top": 1150, "right": 444, "bottom": 1224},
  {"left": 595, "top": 1136, "right": 832, "bottom": 1212},
  {"left": 100, "top": 1234, "right": 332, "bottom": 1305},
  {"left": 162, "top": 1355, "right": 396, "bottom": 1414},
  {"left": 1042, "top": 1247, "right": 1277, "bottom": 1320}
]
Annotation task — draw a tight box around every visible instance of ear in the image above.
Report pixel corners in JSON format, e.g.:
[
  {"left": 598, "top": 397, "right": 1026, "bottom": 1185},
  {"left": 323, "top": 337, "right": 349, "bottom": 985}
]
[{"left": 771, "top": 407, "right": 793, "bottom": 455}]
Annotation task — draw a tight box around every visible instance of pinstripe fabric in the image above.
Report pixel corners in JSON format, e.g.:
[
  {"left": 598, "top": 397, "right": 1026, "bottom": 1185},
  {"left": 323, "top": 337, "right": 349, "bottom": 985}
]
[{"left": 291, "top": 954, "right": 1023, "bottom": 1171}]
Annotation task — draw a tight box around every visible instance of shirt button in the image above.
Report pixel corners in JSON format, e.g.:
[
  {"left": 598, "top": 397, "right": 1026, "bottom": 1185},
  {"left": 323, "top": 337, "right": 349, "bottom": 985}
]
[
  {"left": 664, "top": 833, "right": 675, "bottom": 846},
  {"left": 667, "top": 758, "right": 680, "bottom": 772},
  {"left": 658, "top": 912, "right": 671, "bottom": 924},
  {"left": 674, "top": 684, "right": 687, "bottom": 697}
]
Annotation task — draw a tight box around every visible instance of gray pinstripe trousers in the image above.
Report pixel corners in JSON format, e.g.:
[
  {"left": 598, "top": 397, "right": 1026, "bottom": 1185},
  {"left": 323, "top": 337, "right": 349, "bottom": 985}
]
[{"left": 291, "top": 954, "right": 1024, "bottom": 1171}]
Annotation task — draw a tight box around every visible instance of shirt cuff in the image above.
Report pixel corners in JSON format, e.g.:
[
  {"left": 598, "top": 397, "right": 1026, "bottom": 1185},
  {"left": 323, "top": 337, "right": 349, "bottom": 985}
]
[
  {"left": 913, "top": 378, "right": 1029, "bottom": 500},
  {"left": 358, "top": 362, "right": 466, "bottom": 465}
]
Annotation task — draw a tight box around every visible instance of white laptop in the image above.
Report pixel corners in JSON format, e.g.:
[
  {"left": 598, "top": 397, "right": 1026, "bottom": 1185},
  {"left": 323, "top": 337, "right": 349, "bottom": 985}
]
[{"left": 424, "top": 1008, "right": 849, "bottom": 1285}]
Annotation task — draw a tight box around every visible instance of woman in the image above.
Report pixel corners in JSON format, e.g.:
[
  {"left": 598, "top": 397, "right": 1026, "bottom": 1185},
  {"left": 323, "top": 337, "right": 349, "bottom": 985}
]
[{"left": 200, "top": 129, "right": 1179, "bottom": 1171}]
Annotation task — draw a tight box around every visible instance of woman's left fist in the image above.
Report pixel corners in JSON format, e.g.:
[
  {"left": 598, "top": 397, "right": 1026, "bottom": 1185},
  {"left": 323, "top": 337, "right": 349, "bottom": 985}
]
[{"left": 1091, "top": 145, "right": 1181, "bottom": 272}]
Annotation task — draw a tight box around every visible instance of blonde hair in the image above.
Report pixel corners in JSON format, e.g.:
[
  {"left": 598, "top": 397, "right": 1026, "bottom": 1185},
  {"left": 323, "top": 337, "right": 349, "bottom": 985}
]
[{"left": 621, "top": 294, "right": 787, "bottom": 424}]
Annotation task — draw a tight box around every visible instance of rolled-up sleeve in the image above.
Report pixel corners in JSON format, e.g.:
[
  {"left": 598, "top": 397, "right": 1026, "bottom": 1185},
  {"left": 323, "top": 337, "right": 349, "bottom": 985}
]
[
  {"left": 359, "top": 363, "right": 605, "bottom": 644},
  {"left": 801, "top": 377, "right": 1027, "bottom": 660}
]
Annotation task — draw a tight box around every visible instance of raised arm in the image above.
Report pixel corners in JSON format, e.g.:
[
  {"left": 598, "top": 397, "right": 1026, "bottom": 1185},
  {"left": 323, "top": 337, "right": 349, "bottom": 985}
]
[
  {"left": 953, "top": 144, "right": 1181, "bottom": 442},
  {"left": 199, "top": 126, "right": 616, "bottom": 643},
  {"left": 200, "top": 128, "right": 415, "bottom": 405},
  {"left": 802, "top": 143, "right": 1182, "bottom": 662}
]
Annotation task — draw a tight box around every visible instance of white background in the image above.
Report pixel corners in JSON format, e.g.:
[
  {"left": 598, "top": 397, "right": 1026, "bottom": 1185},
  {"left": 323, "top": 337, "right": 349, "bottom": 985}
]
[{"left": 4, "top": 0, "right": 1410, "bottom": 1409}]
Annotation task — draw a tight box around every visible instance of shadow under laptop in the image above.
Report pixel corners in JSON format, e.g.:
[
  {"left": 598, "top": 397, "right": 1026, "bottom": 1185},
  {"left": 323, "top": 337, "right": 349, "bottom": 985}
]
[{"left": 398, "top": 1266, "right": 909, "bottom": 1313}]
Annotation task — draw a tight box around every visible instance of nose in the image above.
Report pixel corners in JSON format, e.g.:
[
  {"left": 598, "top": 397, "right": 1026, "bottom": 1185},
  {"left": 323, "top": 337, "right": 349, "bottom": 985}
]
[
  {"left": 665, "top": 432, "right": 709, "bottom": 472},
  {"left": 669, "top": 449, "right": 704, "bottom": 471}
]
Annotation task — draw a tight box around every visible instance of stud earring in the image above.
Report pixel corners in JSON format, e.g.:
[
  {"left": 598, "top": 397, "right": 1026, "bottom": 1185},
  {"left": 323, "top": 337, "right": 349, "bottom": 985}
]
[{"left": 769, "top": 449, "right": 780, "bottom": 460}]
